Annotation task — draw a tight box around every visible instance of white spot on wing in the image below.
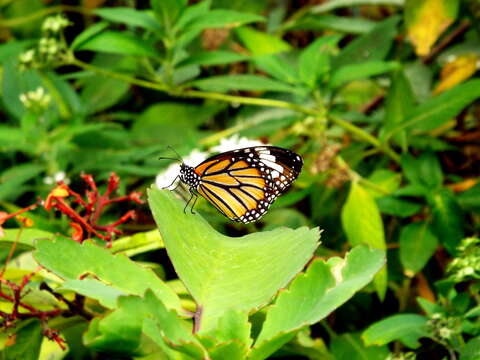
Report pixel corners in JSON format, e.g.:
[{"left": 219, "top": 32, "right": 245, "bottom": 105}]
[
  {"left": 271, "top": 170, "right": 280, "bottom": 178},
  {"left": 261, "top": 159, "right": 284, "bottom": 173},
  {"left": 260, "top": 154, "right": 276, "bottom": 162}
]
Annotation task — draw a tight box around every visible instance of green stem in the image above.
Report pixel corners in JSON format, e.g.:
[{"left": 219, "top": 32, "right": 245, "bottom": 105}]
[
  {"left": 69, "top": 57, "right": 401, "bottom": 163},
  {"left": 1, "top": 5, "right": 93, "bottom": 28},
  {"left": 70, "top": 57, "right": 170, "bottom": 93},
  {"left": 181, "top": 89, "right": 317, "bottom": 114},
  {"left": 329, "top": 114, "right": 400, "bottom": 163}
]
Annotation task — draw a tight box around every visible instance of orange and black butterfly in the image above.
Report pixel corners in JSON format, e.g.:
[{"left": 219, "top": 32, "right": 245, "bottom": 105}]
[{"left": 165, "top": 146, "right": 303, "bottom": 224}]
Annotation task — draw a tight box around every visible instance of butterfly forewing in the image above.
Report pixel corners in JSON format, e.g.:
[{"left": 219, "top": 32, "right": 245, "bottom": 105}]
[{"left": 193, "top": 146, "right": 303, "bottom": 223}]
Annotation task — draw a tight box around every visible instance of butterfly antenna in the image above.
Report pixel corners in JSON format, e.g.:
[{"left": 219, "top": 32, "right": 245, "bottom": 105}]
[
  {"left": 167, "top": 146, "right": 184, "bottom": 163},
  {"left": 158, "top": 156, "right": 179, "bottom": 161}
]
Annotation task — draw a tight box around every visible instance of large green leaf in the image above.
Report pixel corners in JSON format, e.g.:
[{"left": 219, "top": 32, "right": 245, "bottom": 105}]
[
  {"left": 382, "top": 69, "right": 415, "bottom": 149},
  {"left": 366, "top": 169, "right": 402, "bottom": 198},
  {"left": 80, "top": 75, "right": 130, "bottom": 115},
  {"left": 83, "top": 295, "right": 145, "bottom": 354},
  {"left": 60, "top": 279, "right": 125, "bottom": 309},
  {"left": 362, "top": 314, "right": 428, "bottom": 348},
  {"left": 110, "top": 229, "right": 164, "bottom": 257},
  {"left": 71, "top": 22, "right": 110, "bottom": 50},
  {"left": 199, "top": 309, "right": 252, "bottom": 359},
  {"left": 0, "top": 126, "right": 27, "bottom": 153},
  {"left": 341, "top": 182, "right": 387, "bottom": 300},
  {"left": 376, "top": 196, "right": 422, "bottom": 217},
  {"left": 460, "top": 336, "right": 480, "bottom": 360},
  {"left": 249, "top": 246, "right": 385, "bottom": 360},
  {"left": 235, "top": 26, "right": 291, "bottom": 55},
  {"left": 1, "top": 59, "right": 42, "bottom": 120},
  {"left": 94, "top": 7, "right": 163, "bottom": 33},
  {"left": 131, "top": 102, "right": 218, "bottom": 146},
  {"left": 3, "top": 319, "right": 43, "bottom": 360},
  {"left": 298, "top": 34, "right": 342, "bottom": 87},
  {"left": 385, "top": 79, "right": 480, "bottom": 137},
  {"left": 457, "top": 183, "right": 480, "bottom": 213},
  {"left": 143, "top": 290, "right": 208, "bottom": 359},
  {"left": 399, "top": 222, "right": 438, "bottom": 276},
  {"left": 33, "top": 236, "right": 182, "bottom": 313},
  {"left": 330, "top": 333, "right": 389, "bottom": 360},
  {"left": 291, "top": 15, "right": 376, "bottom": 34},
  {"left": 400, "top": 152, "right": 443, "bottom": 189},
  {"left": 252, "top": 54, "right": 299, "bottom": 84},
  {"left": 75, "top": 30, "right": 159, "bottom": 58},
  {"left": 148, "top": 188, "right": 320, "bottom": 331},
  {"left": 183, "top": 10, "right": 264, "bottom": 32},
  {"left": 0, "top": 228, "right": 54, "bottom": 264},
  {"left": 190, "top": 74, "right": 300, "bottom": 94},
  {"left": 333, "top": 16, "right": 399, "bottom": 70},
  {"left": 0, "top": 163, "right": 44, "bottom": 201},
  {"left": 329, "top": 61, "right": 400, "bottom": 89},
  {"left": 429, "top": 188, "right": 464, "bottom": 254}
]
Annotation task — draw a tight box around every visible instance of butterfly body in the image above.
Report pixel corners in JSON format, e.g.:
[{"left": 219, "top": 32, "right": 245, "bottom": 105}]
[{"left": 177, "top": 146, "right": 303, "bottom": 224}]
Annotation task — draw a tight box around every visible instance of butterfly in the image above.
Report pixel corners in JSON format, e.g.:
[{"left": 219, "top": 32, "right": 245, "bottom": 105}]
[{"left": 163, "top": 146, "right": 303, "bottom": 224}]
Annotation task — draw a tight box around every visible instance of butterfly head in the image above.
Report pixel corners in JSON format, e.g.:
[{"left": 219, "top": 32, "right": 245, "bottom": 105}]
[{"left": 179, "top": 163, "right": 200, "bottom": 187}]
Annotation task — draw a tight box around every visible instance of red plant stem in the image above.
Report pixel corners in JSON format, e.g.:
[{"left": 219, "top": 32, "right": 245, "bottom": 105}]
[
  {"left": 65, "top": 187, "right": 89, "bottom": 208},
  {"left": 0, "top": 203, "right": 38, "bottom": 223},
  {"left": 91, "top": 195, "right": 108, "bottom": 225},
  {"left": 0, "top": 288, "right": 38, "bottom": 313},
  {"left": 94, "top": 210, "right": 136, "bottom": 232},
  {"left": 16, "top": 309, "right": 63, "bottom": 319},
  {"left": 103, "top": 195, "right": 139, "bottom": 205},
  {"left": 53, "top": 199, "right": 107, "bottom": 240},
  {"left": 81, "top": 174, "right": 98, "bottom": 193}
]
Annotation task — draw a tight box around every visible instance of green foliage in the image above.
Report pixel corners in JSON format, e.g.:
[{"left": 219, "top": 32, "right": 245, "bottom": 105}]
[
  {"left": 148, "top": 188, "right": 320, "bottom": 329},
  {"left": 0, "top": 0, "right": 479, "bottom": 359},
  {"left": 363, "top": 314, "right": 429, "bottom": 348},
  {"left": 251, "top": 246, "right": 385, "bottom": 360},
  {"left": 31, "top": 190, "right": 383, "bottom": 359},
  {"left": 399, "top": 222, "right": 438, "bottom": 275},
  {"left": 34, "top": 235, "right": 182, "bottom": 311},
  {"left": 3, "top": 319, "right": 43, "bottom": 360}
]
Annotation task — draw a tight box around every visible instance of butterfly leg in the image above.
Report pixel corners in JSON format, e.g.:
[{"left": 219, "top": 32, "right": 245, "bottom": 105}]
[
  {"left": 162, "top": 175, "right": 179, "bottom": 190},
  {"left": 184, "top": 188, "right": 198, "bottom": 215},
  {"left": 190, "top": 190, "right": 198, "bottom": 214}
]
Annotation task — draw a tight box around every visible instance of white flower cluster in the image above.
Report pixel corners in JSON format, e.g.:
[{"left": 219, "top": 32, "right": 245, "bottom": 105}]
[
  {"left": 42, "top": 15, "right": 70, "bottom": 33},
  {"left": 19, "top": 87, "right": 51, "bottom": 111},
  {"left": 18, "top": 14, "right": 70, "bottom": 70},
  {"left": 19, "top": 49, "right": 35, "bottom": 64},
  {"left": 447, "top": 236, "right": 480, "bottom": 281},
  {"left": 155, "top": 135, "right": 266, "bottom": 189},
  {"left": 44, "top": 171, "right": 70, "bottom": 185},
  {"left": 427, "top": 313, "right": 461, "bottom": 342},
  {"left": 38, "top": 38, "right": 60, "bottom": 56}
]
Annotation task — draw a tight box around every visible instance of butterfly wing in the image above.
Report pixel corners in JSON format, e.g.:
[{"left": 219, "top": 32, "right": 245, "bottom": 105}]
[{"left": 194, "top": 146, "right": 303, "bottom": 223}]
